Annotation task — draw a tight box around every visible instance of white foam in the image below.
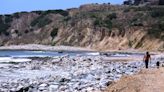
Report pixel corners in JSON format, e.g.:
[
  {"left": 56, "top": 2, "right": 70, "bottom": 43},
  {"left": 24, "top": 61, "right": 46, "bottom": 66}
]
[
  {"left": 0, "top": 57, "right": 31, "bottom": 63},
  {"left": 86, "top": 52, "right": 100, "bottom": 56},
  {"left": 12, "top": 55, "right": 51, "bottom": 58},
  {"left": 0, "top": 57, "right": 12, "bottom": 61},
  {"left": 112, "top": 54, "right": 130, "bottom": 57}
]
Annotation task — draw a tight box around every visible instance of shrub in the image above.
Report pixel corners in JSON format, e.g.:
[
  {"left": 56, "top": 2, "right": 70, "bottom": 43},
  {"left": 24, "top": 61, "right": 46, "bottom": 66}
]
[
  {"left": 30, "top": 16, "right": 41, "bottom": 27},
  {"left": 51, "top": 42, "right": 56, "bottom": 46},
  {"left": 44, "top": 9, "right": 69, "bottom": 16},
  {"left": 129, "top": 6, "right": 152, "bottom": 12},
  {"left": 94, "top": 18, "right": 113, "bottom": 30},
  {"left": 30, "top": 15, "right": 52, "bottom": 27},
  {"left": 13, "top": 13, "right": 20, "bottom": 18},
  {"left": 32, "top": 11, "right": 43, "bottom": 15},
  {"left": 89, "top": 13, "right": 99, "bottom": 18},
  {"left": 148, "top": 20, "right": 164, "bottom": 39},
  {"left": 15, "top": 30, "right": 19, "bottom": 34},
  {"left": 131, "top": 22, "right": 143, "bottom": 26},
  {"left": 63, "top": 16, "right": 71, "bottom": 21},
  {"left": 159, "top": 0, "right": 164, "bottom": 5},
  {"left": 94, "top": 19, "right": 103, "bottom": 26},
  {"left": 32, "top": 9, "right": 69, "bottom": 16},
  {"left": 159, "top": 21, "right": 164, "bottom": 30},
  {"left": 128, "top": 40, "right": 133, "bottom": 47},
  {"left": 104, "top": 19, "right": 113, "bottom": 29},
  {"left": 30, "top": 28, "right": 34, "bottom": 32},
  {"left": 24, "top": 29, "right": 29, "bottom": 34},
  {"left": 37, "top": 18, "right": 52, "bottom": 28},
  {"left": 0, "top": 17, "right": 3, "bottom": 23},
  {"left": 0, "top": 23, "right": 10, "bottom": 34},
  {"left": 0, "top": 15, "right": 3, "bottom": 18},
  {"left": 20, "top": 11, "right": 28, "bottom": 14},
  {"left": 124, "top": 8, "right": 130, "bottom": 12},
  {"left": 148, "top": 28, "right": 161, "bottom": 38},
  {"left": 150, "top": 10, "right": 164, "bottom": 18},
  {"left": 107, "top": 13, "right": 117, "bottom": 20},
  {"left": 148, "top": 17, "right": 164, "bottom": 39},
  {"left": 50, "top": 28, "right": 58, "bottom": 38},
  {"left": 4, "top": 15, "right": 13, "bottom": 23},
  {"left": 18, "top": 33, "right": 22, "bottom": 36},
  {"left": 123, "top": 0, "right": 132, "bottom": 5},
  {"left": 4, "top": 31, "right": 10, "bottom": 36}
]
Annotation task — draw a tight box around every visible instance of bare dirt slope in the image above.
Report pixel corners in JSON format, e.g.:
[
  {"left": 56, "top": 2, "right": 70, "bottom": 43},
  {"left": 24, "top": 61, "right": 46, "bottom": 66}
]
[{"left": 106, "top": 68, "right": 164, "bottom": 92}]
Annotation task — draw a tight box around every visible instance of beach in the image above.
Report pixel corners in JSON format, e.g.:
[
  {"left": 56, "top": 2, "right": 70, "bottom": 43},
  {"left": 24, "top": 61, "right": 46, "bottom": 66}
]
[{"left": 0, "top": 44, "right": 163, "bottom": 92}]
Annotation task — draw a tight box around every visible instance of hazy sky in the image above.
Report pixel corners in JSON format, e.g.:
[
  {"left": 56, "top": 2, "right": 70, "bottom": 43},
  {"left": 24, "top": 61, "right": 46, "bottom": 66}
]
[{"left": 0, "top": 0, "right": 124, "bottom": 14}]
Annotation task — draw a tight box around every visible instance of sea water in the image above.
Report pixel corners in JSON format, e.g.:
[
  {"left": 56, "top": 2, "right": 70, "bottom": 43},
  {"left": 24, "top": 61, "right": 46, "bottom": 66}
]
[{"left": 0, "top": 50, "right": 100, "bottom": 58}]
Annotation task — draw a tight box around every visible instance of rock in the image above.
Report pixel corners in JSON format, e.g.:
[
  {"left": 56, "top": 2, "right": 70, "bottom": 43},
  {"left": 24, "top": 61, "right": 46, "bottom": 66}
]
[
  {"left": 0, "top": 89, "right": 8, "bottom": 92},
  {"left": 38, "top": 83, "right": 48, "bottom": 91},
  {"left": 15, "top": 86, "right": 29, "bottom": 92},
  {"left": 86, "top": 87, "right": 94, "bottom": 92},
  {"left": 59, "top": 78, "right": 71, "bottom": 83},
  {"left": 105, "top": 81, "right": 112, "bottom": 86},
  {"left": 105, "top": 70, "right": 111, "bottom": 73},
  {"left": 99, "top": 79, "right": 110, "bottom": 87},
  {"left": 39, "top": 83, "right": 48, "bottom": 87},
  {"left": 86, "top": 74, "right": 94, "bottom": 80},
  {"left": 59, "top": 85, "right": 68, "bottom": 91},
  {"left": 49, "top": 85, "right": 58, "bottom": 92},
  {"left": 0, "top": 55, "right": 159, "bottom": 92},
  {"left": 17, "top": 85, "right": 24, "bottom": 90},
  {"left": 96, "top": 77, "right": 101, "bottom": 81},
  {"left": 30, "top": 65, "right": 41, "bottom": 70},
  {"left": 10, "top": 88, "right": 17, "bottom": 92},
  {"left": 116, "top": 69, "right": 121, "bottom": 73}
]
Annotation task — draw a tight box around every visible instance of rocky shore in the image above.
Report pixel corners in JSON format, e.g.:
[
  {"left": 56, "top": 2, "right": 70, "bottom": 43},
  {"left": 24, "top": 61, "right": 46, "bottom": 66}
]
[{"left": 0, "top": 53, "right": 163, "bottom": 92}]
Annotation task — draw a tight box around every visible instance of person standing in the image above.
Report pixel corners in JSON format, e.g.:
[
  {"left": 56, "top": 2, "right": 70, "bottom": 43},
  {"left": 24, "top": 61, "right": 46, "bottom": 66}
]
[{"left": 143, "top": 51, "right": 151, "bottom": 69}]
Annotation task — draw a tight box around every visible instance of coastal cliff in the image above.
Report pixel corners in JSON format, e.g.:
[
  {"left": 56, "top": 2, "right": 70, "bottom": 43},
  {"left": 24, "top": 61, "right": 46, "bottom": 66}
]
[{"left": 0, "top": 4, "right": 163, "bottom": 51}]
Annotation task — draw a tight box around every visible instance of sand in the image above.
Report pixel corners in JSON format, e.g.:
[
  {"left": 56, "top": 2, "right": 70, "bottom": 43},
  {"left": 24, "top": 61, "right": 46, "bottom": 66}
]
[{"left": 105, "top": 68, "right": 164, "bottom": 92}]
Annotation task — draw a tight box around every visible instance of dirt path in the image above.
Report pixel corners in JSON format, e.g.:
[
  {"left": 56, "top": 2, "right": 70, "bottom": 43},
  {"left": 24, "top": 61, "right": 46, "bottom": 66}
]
[{"left": 105, "top": 68, "right": 164, "bottom": 92}]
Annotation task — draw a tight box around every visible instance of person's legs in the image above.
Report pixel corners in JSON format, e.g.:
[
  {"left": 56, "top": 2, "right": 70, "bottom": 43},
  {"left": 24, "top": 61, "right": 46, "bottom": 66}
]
[{"left": 145, "top": 61, "right": 148, "bottom": 68}]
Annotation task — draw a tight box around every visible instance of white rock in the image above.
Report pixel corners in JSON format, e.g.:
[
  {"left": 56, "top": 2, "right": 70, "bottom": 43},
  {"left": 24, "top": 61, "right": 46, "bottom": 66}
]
[
  {"left": 49, "top": 85, "right": 58, "bottom": 92},
  {"left": 86, "top": 87, "right": 94, "bottom": 91},
  {"left": 40, "top": 83, "right": 48, "bottom": 87},
  {"left": 17, "top": 85, "right": 24, "bottom": 90},
  {"left": 39, "top": 83, "right": 48, "bottom": 90}
]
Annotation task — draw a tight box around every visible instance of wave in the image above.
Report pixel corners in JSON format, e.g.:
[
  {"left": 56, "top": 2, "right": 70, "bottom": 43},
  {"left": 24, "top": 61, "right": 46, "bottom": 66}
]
[
  {"left": 85, "top": 52, "right": 100, "bottom": 56},
  {"left": 0, "top": 57, "right": 31, "bottom": 63}
]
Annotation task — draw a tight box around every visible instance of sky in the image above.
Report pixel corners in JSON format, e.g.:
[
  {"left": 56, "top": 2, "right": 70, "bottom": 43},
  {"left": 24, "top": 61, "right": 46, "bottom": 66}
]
[{"left": 0, "top": 0, "right": 124, "bottom": 14}]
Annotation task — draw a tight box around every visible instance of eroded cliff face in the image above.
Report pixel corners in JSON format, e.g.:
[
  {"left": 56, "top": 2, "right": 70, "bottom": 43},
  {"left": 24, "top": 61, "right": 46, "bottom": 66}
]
[{"left": 0, "top": 4, "right": 163, "bottom": 51}]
